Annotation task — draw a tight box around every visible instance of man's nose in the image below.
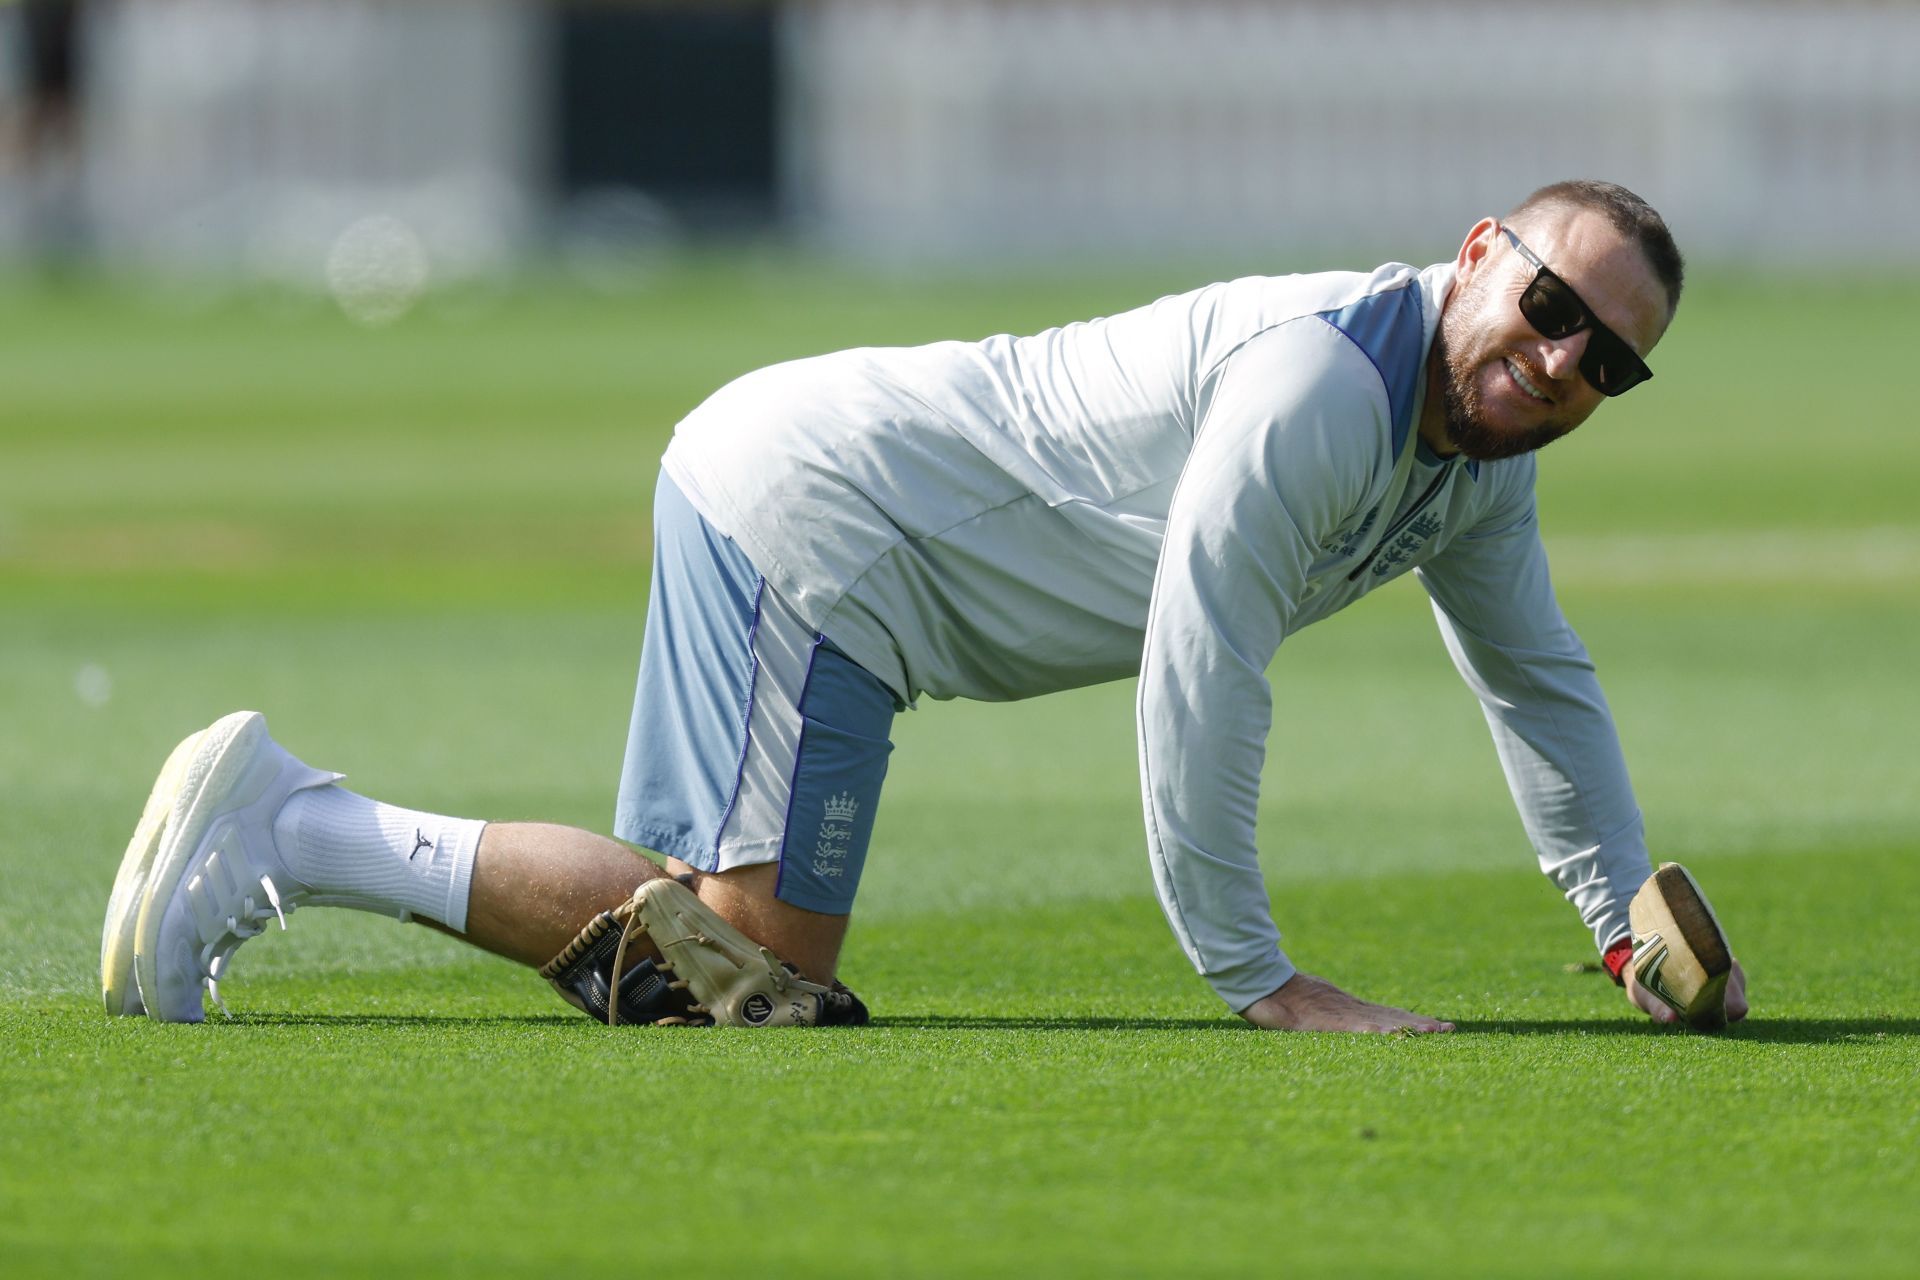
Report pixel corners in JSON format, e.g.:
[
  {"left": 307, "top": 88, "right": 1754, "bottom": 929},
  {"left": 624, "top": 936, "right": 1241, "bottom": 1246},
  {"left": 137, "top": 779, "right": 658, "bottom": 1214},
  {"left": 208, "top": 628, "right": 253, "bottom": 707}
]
[{"left": 1538, "top": 329, "right": 1590, "bottom": 382}]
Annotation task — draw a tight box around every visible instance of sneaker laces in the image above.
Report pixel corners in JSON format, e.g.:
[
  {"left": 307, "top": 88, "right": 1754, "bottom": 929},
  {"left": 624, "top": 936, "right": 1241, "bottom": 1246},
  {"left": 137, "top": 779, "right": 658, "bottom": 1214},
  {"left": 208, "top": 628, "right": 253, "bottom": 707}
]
[{"left": 198, "top": 874, "right": 293, "bottom": 1019}]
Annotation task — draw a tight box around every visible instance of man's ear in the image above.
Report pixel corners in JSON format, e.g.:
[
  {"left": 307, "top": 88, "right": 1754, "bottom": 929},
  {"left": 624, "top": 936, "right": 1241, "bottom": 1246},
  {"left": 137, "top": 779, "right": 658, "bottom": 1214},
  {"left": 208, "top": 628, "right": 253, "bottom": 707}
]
[{"left": 1454, "top": 217, "right": 1499, "bottom": 281}]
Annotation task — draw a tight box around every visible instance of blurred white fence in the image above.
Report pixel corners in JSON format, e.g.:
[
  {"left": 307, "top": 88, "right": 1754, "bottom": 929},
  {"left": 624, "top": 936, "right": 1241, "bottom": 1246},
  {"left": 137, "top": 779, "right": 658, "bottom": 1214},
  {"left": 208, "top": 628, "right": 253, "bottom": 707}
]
[
  {"left": 783, "top": 0, "right": 1920, "bottom": 265},
  {"left": 73, "top": 0, "right": 540, "bottom": 281},
  {"left": 9, "top": 0, "right": 1919, "bottom": 273}
]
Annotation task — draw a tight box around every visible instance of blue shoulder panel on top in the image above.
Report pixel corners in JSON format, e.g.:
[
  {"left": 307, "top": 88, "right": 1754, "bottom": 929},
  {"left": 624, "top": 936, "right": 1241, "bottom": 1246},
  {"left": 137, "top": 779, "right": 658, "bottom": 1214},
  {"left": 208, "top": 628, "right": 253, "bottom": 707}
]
[{"left": 1314, "top": 279, "right": 1427, "bottom": 457}]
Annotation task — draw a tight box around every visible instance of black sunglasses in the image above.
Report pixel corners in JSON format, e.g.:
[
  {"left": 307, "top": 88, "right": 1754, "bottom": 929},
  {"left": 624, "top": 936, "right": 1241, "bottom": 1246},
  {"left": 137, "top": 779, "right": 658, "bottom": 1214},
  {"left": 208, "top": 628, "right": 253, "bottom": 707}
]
[{"left": 1500, "top": 225, "right": 1652, "bottom": 397}]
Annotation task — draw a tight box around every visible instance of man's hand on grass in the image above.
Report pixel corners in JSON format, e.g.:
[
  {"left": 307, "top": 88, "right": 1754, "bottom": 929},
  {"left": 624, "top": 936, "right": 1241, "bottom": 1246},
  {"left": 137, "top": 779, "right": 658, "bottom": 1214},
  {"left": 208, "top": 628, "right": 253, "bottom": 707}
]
[{"left": 1241, "top": 972, "right": 1454, "bottom": 1034}]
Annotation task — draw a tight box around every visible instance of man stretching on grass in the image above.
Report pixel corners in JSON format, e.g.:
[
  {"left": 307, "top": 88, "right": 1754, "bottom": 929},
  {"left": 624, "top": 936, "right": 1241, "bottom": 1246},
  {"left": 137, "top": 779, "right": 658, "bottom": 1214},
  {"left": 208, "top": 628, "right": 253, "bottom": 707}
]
[{"left": 103, "top": 179, "right": 1747, "bottom": 1033}]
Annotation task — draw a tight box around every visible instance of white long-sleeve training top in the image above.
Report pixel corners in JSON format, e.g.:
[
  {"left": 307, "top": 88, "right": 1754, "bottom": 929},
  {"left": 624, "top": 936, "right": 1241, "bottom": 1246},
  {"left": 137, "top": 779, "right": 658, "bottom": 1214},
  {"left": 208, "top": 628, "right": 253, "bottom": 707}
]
[{"left": 663, "top": 262, "right": 1653, "bottom": 1010}]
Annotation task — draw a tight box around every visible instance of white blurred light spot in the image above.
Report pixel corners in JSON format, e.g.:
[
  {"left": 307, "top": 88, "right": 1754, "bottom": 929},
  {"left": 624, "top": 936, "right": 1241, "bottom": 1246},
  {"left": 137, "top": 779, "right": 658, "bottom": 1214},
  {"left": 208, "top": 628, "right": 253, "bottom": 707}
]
[
  {"left": 75, "top": 664, "right": 113, "bottom": 709},
  {"left": 326, "top": 215, "right": 430, "bottom": 327}
]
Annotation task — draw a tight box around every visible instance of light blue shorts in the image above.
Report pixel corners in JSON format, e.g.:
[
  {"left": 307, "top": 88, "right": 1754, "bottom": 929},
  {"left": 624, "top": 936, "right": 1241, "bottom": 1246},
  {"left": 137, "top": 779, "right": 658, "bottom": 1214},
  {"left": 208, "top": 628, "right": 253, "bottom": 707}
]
[{"left": 614, "top": 474, "right": 898, "bottom": 915}]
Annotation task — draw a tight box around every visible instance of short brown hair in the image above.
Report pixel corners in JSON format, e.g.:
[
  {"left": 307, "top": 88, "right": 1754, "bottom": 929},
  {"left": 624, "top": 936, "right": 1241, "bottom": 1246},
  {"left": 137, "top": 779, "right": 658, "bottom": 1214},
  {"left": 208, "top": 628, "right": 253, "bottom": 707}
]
[{"left": 1506, "top": 180, "right": 1685, "bottom": 316}]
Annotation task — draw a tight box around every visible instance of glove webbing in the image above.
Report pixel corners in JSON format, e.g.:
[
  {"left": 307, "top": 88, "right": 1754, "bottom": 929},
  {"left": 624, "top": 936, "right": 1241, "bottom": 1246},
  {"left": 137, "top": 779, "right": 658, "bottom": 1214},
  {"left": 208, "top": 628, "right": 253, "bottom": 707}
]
[
  {"left": 538, "top": 908, "right": 709, "bottom": 1026},
  {"left": 607, "top": 900, "right": 710, "bottom": 1026}
]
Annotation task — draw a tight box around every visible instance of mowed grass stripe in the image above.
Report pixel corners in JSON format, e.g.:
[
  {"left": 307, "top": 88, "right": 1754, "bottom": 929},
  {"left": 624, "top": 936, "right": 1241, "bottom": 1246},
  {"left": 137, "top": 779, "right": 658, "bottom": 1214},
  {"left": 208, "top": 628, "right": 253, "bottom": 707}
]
[
  {"left": 12, "top": 524, "right": 1920, "bottom": 590},
  {"left": 1546, "top": 526, "right": 1920, "bottom": 588}
]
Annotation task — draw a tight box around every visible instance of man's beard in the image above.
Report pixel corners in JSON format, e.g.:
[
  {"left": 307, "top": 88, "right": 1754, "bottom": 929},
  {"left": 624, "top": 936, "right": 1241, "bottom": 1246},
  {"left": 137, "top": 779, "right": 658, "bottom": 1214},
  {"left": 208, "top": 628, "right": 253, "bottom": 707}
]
[{"left": 1432, "top": 314, "right": 1574, "bottom": 463}]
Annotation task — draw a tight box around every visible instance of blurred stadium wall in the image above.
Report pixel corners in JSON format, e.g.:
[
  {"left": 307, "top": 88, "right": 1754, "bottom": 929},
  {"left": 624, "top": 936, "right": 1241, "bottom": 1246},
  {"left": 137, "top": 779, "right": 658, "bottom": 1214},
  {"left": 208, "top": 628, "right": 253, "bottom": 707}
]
[{"left": 3, "top": 0, "right": 1917, "bottom": 284}]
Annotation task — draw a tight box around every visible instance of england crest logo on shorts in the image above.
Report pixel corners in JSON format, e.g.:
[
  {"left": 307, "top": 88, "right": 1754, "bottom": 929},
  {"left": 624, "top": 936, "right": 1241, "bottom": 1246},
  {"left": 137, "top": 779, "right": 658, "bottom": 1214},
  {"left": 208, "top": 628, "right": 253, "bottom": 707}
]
[{"left": 814, "top": 791, "right": 858, "bottom": 879}]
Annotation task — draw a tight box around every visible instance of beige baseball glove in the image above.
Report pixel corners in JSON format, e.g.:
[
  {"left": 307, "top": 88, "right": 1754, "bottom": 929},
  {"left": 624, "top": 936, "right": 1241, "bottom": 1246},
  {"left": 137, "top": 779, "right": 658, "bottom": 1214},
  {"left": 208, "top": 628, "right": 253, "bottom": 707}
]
[{"left": 539, "top": 876, "right": 868, "bottom": 1027}]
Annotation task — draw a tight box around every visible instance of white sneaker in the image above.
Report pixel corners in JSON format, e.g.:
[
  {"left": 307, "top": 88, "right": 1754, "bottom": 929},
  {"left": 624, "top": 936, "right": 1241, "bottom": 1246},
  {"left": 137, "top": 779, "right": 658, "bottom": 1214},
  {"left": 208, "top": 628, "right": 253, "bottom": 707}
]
[
  {"left": 102, "top": 726, "right": 214, "bottom": 1016},
  {"left": 104, "top": 711, "right": 348, "bottom": 1022}
]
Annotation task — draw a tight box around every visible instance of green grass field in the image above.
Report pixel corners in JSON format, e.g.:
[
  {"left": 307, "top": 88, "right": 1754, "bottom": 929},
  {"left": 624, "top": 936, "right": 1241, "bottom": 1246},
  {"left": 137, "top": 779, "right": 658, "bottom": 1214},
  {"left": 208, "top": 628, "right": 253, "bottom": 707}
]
[{"left": 3, "top": 262, "right": 1916, "bottom": 1277}]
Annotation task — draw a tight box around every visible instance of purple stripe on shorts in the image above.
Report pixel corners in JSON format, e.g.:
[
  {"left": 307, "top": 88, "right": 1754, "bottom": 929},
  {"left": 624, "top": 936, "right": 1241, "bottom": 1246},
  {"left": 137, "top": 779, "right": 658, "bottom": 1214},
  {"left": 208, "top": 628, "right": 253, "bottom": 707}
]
[
  {"left": 711, "top": 576, "right": 767, "bottom": 857},
  {"left": 772, "top": 632, "right": 825, "bottom": 902}
]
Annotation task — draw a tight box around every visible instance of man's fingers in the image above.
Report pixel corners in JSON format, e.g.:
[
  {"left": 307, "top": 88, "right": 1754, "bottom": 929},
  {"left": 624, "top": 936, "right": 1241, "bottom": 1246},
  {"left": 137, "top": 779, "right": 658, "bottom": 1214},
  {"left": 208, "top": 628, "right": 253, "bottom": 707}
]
[
  {"left": 1725, "top": 959, "right": 1749, "bottom": 1022},
  {"left": 1380, "top": 1014, "right": 1453, "bottom": 1034},
  {"left": 1642, "top": 990, "right": 1678, "bottom": 1024}
]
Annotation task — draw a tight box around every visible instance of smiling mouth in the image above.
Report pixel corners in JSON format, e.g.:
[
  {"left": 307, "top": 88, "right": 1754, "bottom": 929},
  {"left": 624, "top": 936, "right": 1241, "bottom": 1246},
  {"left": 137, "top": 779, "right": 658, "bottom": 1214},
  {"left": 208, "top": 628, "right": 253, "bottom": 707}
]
[{"left": 1504, "top": 356, "right": 1553, "bottom": 404}]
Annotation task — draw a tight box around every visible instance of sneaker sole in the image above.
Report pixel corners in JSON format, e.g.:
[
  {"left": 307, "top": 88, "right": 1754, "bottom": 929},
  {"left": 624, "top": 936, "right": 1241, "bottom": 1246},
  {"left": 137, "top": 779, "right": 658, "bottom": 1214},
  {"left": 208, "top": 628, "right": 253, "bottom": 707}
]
[
  {"left": 101, "top": 727, "right": 211, "bottom": 1016},
  {"left": 128, "top": 711, "right": 269, "bottom": 1022}
]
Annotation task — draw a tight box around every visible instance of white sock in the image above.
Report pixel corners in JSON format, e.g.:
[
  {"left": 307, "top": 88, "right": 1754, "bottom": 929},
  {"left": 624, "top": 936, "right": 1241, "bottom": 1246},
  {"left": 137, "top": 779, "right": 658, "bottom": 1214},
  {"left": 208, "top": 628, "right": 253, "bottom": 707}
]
[{"left": 272, "top": 786, "right": 484, "bottom": 932}]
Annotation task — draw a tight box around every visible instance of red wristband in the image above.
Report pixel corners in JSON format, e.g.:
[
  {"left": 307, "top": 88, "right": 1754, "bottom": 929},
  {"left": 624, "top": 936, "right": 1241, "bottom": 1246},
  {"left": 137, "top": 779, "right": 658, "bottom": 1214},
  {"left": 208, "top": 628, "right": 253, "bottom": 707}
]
[{"left": 1601, "top": 936, "right": 1634, "bottom": 986}]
